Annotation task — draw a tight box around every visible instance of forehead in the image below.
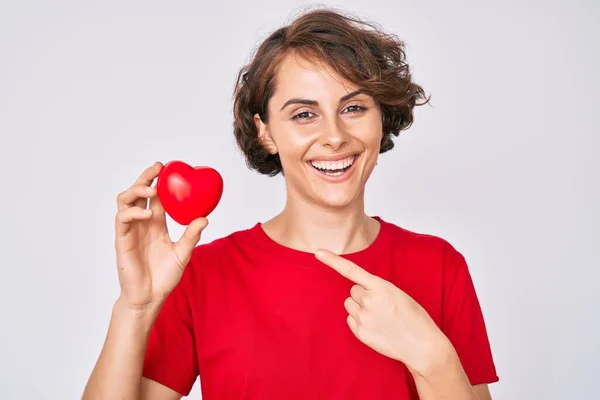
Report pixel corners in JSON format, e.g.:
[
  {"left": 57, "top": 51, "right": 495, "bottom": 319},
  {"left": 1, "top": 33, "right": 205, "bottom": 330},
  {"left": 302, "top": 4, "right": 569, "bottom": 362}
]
[{"left": 271, "top": 52, "right": 360, "bottom": 101}]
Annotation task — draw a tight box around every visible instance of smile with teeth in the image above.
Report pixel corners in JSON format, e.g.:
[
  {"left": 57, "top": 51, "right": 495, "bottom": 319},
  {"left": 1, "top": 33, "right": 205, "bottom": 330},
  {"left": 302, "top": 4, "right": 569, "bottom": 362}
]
[{"left": 309, "top": 155, "right": 357, "bottom": 176}]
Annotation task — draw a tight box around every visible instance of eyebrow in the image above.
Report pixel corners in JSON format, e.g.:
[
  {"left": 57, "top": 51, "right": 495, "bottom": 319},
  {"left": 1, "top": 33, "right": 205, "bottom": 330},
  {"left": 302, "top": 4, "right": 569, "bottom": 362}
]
[{"left": 279, "top": 89, "right": 367, "bottom": 111}]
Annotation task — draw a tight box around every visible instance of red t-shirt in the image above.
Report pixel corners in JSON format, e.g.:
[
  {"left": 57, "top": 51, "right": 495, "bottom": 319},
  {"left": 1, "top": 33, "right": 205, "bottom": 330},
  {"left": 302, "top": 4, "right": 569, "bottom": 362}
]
[{"left": 143, "top": 216, "right": 498, "bottom": 399}]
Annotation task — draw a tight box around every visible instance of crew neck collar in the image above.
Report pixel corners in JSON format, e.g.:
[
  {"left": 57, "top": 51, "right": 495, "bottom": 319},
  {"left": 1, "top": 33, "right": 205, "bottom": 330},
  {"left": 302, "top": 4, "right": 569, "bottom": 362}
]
[{"left": 249, "top": 216, "right": 393, "bottom": 267}]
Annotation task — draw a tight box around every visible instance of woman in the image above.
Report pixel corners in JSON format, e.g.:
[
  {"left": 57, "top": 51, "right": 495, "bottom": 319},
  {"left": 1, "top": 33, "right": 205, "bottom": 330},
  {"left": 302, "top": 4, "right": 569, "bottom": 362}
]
[{"left": 83, "top": 8, "right": 498, "bottom": 400}]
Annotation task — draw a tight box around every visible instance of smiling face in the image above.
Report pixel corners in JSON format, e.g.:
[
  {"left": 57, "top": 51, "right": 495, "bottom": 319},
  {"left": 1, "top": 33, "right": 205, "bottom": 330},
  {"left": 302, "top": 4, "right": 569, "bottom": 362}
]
[{"left": 254, "top": 52, "right": 384, "bottom": 209}]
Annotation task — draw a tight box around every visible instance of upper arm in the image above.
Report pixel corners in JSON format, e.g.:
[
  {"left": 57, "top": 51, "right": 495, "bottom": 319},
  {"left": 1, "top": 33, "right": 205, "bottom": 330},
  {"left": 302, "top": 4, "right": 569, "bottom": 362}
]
[
  {"left": 473, "top": 383, "right": 492, "bottom": 400},
  {"left": 140, "top": 377, "right": 183, "bottom": 400},
  {"left": 440, "top": 242, "right": 499, "bottom": 385},
  {"left": 142, "top": 259, "right": 200, "bottom": 395}
]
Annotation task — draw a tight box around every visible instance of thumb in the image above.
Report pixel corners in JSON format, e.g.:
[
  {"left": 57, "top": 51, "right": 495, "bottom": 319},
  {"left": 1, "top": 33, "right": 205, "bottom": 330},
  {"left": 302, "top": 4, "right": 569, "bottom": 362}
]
[{"left": 174, "top": 217, "right": 209, "bottom": 262}]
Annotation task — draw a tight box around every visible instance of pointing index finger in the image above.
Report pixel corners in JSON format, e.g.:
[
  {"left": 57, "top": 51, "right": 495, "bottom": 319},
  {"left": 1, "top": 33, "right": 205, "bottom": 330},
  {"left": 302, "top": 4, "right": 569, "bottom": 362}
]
[{"left": 315, "top": 249, "right": 376, "bottom": 288}]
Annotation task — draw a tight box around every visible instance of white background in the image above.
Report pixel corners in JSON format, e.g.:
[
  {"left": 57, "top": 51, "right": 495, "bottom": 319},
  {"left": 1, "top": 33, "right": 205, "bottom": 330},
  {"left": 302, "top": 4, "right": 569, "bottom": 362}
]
[{"left": 0, "top": 0, "right": 598, "bottom": 399}]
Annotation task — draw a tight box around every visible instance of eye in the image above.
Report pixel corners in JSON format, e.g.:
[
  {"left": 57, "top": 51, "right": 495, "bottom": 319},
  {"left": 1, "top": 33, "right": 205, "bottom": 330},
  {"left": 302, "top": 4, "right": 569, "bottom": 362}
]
[
  {"left": 344, "top": 105, "right": 367, "bottom": 114},
  {"left": 291, "top": 111, "right": 315, "bottom": 120},
  {"left": 291, "top": 105, "right": 367, "bottom": 120}
]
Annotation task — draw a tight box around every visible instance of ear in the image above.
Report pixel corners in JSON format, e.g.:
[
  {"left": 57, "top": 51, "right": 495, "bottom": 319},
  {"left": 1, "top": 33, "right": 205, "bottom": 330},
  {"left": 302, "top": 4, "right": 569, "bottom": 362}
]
[{"left": 254, "top": 113, "right": 278, "bottom": 155}]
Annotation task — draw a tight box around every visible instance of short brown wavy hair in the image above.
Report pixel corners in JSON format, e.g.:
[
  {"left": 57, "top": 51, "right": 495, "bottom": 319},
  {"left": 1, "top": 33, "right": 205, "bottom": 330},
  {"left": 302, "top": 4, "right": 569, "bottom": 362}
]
[{"left": 232, "top": 7, "right": 429, "bottom": 176}]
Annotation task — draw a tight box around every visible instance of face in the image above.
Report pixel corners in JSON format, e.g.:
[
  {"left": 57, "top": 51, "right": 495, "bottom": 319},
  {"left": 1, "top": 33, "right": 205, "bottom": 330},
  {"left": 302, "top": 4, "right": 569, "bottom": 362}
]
[{"left": 254, "top": 52, "right": 383, "bottom": 209}]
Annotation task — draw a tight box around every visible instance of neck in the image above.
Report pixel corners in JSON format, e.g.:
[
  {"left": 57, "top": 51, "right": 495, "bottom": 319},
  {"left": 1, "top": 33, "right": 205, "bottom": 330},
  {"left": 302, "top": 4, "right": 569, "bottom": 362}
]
[{"left": 262, "top": 189, "right": 380, "bottom": 255}]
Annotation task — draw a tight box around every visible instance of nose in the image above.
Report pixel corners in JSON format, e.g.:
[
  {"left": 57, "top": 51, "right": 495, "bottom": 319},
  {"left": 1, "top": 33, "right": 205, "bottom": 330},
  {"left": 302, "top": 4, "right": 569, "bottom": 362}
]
[{"left": 319, "top": 118, "right": 350, "bottom": 151}]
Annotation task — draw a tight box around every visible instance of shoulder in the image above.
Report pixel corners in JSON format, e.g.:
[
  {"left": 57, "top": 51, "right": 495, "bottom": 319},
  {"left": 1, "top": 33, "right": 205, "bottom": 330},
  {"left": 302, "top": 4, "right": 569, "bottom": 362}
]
[
  {"left": 176, "top": 223, "right": 255, "bottom": 282},
  {"left": 380, "top": 217, "right": 463, "bottom": 262},
  {"left": 378, "top": 218, "right": 478, "bottom": 321},
  {"left": 378, "top": 217, "right": 471, "bottom": 290},
  {"left": 184, "top": 223, "right": 258, "bottom": 270}
]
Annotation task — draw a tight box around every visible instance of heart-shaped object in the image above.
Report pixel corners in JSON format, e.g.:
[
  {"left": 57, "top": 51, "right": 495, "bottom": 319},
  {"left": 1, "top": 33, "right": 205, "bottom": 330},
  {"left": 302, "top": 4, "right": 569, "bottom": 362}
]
[{"left": 156, "top": 160, "right": 224, "bottom": 225}]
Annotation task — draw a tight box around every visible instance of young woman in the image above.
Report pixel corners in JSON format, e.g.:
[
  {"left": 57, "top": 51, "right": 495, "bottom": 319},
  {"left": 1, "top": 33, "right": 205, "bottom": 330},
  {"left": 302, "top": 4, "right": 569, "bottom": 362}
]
[{"left": 83, "top": 8, "right": 498, "bottom": 400}]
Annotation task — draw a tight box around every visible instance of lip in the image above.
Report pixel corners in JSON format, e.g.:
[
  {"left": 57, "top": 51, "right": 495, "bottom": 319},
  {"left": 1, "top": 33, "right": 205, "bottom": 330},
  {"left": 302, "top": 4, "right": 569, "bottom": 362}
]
[
  {"left": 306, "top": 151, "right": 361, "bottom": 163},
  {"left": 306, "top": 153, "right": 361, "bottom": 183}
]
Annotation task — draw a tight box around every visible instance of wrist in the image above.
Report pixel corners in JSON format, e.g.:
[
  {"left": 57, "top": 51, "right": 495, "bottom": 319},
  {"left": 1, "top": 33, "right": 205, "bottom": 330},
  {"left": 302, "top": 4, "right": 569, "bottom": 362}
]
[
  {"left": 408, "top": 334, "right": 457, "bottom": 379},
  {"left": 113, "top": 295, "right": 163, "bottom": 326}
]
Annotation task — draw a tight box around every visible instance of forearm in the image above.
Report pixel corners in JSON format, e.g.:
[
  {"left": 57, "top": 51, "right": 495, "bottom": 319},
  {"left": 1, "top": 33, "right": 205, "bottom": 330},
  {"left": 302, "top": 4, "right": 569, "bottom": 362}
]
[
  {"left": 82, "top": 297, "right": 162, "bottom": 399},
  {"left": 409, "top": 339, "right": 478, "bottom": 400}
]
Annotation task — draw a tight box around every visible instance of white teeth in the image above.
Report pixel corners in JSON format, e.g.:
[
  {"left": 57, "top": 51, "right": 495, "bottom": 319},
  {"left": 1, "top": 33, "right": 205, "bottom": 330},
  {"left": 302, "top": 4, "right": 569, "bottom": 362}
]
[{"left": 310, "top": 155, "right": 355, "bottom": 171}]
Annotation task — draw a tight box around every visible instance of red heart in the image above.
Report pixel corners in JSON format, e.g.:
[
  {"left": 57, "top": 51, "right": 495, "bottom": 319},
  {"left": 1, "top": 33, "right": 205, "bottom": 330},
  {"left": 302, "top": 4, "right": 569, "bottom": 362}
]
[{"left": 156, "top": 160, "right": 223, "bottom": 225}]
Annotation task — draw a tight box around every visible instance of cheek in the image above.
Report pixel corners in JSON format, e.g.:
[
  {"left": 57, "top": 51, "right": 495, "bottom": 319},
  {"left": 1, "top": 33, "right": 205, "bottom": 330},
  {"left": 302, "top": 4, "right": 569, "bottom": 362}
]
[
  {"left": 354, "top": 128, "right": 383, "bottom": 151},
  {"left": 274, "top": 130, "right": 316, "bottom": 161},
  {"left": 352, "top": 114, "right": 382, "bottom": 141}
]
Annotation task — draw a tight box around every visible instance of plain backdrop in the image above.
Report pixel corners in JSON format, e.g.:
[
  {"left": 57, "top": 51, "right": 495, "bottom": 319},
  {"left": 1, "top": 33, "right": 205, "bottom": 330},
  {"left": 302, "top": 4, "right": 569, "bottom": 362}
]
[{"left": 0, "top": 0, "right": 598, "bottom": 399}]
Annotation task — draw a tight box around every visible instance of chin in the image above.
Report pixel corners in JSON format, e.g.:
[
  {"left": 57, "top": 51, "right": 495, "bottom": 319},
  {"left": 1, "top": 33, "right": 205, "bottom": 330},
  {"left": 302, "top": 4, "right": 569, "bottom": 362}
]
[
  {"left": 286, "top": 151, "right": 374, "bottom": 208},
  {"left": 313, "top": 186, "right": 363, "bottom": 209}
]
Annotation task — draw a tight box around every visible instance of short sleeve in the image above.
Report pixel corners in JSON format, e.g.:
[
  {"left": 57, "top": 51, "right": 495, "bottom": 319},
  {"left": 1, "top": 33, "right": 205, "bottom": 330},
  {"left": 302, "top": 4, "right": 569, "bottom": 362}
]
[
  {"left": 441, "top": 243, "right": 499, "bottom": 385},
  {"left": 142, "top": 260, "right": 199, "bottom": 396}
]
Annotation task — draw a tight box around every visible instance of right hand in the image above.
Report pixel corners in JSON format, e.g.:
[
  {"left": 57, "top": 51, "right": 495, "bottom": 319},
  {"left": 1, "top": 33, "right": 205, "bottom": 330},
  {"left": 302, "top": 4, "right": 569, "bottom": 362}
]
[{"left": 114, "top": 161, "right": 209, "bottom": 309}]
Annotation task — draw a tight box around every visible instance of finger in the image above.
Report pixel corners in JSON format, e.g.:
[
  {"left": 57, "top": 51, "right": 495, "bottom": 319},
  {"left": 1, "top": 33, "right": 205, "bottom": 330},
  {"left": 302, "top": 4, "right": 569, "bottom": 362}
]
[
  {"left": 315, "top": 249, "right": 377, "bottom": 289},
  {"left": 173, "top": 217, "right": 209, "bottom": 264},
  {"left": 350, "top": 284, "right": 368, "bottom": 306},
  {"left": 347, "top": 314, "right": 359, "bottom": 337},
  {"left": 134, "top": 161, "right": 163, "bottom": 187},
  {"left": 344, "top": 296, "right": 362, "bottom": 318},
  {"left": 115, "top": 206, "right": 153, "bottom": 236},
  {"left": 117, "top": 184, "right": 156, "bottom": 211},
  {"left": 126, "top": 162, "right": 163, "bottom": 209},
  {"left": 148, "top": 189, "right": 166, "bottom": 217}
]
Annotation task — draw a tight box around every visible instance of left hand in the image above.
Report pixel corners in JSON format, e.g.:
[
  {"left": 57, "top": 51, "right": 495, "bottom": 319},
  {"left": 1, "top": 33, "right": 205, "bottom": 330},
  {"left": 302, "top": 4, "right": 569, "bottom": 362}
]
[{"left": 315, "top": 249, "right": 450, "bottom": 375}]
